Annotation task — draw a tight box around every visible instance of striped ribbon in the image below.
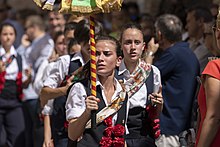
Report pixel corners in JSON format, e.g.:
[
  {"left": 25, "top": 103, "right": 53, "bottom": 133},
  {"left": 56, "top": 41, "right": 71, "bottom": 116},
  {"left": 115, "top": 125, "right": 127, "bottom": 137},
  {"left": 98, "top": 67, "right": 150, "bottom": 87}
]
[
  {"left": 90, "top": 16, "right": 97, "bottom": 128},
  {"left": 90, "top": 16, "right": 96, "bottom": 97}
]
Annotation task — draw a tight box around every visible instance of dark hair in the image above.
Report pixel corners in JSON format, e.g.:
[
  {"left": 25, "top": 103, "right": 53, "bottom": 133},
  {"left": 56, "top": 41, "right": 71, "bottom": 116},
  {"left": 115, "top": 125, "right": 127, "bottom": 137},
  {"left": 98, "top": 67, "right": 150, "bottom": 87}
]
[
  {"left": 74, "top": 19, "right": 103, "bottom": 44},
  {"left": 64, "top": 22, "right": 78, "bottom": 35},
  {"left": 96, "top": 35, "right": 123, "bottom": 57},
  {"left": 0, "top": 22, "right": 17, "bottom": 36},
  {"left": 67, "top": 38, "right": 79, "bottom": 54},
  {"left": 53, "top": 31, "right": 64, "bottom": 43},
  {"left": 187, "top": 5, "right": 213, "bottom": 23},
  {"left": 120, "top": 22, "right": 144, "bottom": 42},
  {"left": 155, "top": 14, "right": 183, "bottom": 42}
]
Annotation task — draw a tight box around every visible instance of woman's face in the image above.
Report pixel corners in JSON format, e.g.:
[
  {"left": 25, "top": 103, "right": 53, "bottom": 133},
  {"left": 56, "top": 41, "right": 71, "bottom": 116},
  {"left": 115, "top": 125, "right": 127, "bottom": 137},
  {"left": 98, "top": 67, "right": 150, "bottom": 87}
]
[
  {"left": 96, "top": 40, "right": 119, "bottom": 77},
  {"left": 121, "top": 28, "right": 145, "bottom": 63},
  {"left": 0, "top": 25, "right": 16, "bottom": 49},
  {"left": 55, "top": 34, "right": 67, "bottom": 56}
]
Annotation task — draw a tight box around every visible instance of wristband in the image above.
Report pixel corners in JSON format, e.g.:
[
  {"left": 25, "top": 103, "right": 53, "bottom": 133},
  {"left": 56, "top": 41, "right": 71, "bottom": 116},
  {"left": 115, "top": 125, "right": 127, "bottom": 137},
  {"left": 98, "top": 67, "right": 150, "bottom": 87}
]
[{"left": 146, "top": 51, "right": 154, "bottom": 56}]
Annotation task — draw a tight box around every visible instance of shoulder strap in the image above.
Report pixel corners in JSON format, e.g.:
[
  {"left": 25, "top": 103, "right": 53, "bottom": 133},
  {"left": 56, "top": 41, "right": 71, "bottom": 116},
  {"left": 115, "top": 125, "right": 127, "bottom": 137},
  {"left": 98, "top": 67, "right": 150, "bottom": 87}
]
[
  {"left": 16, "top": 54, "right": 22, "bottom": 72},
  {"left": 68, "top": 53, "right": 82, "bottom": 75},
  {"left": 115, "top": 66, "right": 154, "bottom": 98},
  {"left": 145, "top": 68, "right": 154, "bottom": 105},
  {"left": 146, "top": 68, "right": 154, "bottom": 96}
]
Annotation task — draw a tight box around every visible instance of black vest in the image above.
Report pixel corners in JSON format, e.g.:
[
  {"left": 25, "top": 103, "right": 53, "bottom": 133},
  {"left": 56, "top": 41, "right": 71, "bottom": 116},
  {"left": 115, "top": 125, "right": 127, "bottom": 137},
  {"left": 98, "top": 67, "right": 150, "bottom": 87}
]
[
  {"left": 74, "top": 79, "right": 128, "bottom": 147},
  {"left": 51, "top": 54, "right": 82, "bottom": 139},
  {"left": 115, "top": 67, "right": 155, "bottom": 139},
  {"left": 0, "top": 54, "right": 22, "bottom": 108}
]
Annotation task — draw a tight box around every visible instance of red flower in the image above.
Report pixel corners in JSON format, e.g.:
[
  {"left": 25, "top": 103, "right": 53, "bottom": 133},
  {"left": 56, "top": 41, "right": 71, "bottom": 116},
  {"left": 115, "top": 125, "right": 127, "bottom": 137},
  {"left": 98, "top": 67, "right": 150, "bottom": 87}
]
[
  {"left": 112, "top": 137, "right": 124, "bottom": 147},
  {"left": 100, "top": 137, "right": 113, "bottom": 147},
  {"left": 154, "top": 130, "right": 161, "bottom": 139},
  {"left": 100, "top": 116, "right": 125, "bottom": 147},
  {"left": 104, "top": 126, "right": 113, "bottom": 137},
  {"left": 104, "top": 116, "right": 113, "bottom": 127},
  {"left": 146, "top": 105, "right": 159, "bottom": 119},
  {"left": 153, "top": 123, "right": 160, "bottom": 130},
  {"left": 16, "top": 72, "right": 23, "bottom": 100},
  {"left": 0, "top": 71, "right": 6, "bottom": 93},
  {"left": 64, "top": 121, "right": 69, "bottom": 128},
  {"left": 113, "top": 124, "right": 125, "bottom": 137}
]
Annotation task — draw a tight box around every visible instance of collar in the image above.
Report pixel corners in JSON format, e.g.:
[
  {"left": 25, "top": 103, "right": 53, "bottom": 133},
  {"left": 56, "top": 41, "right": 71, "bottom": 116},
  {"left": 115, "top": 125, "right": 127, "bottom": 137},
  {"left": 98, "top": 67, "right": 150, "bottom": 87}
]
[
  {"left": 118, "top": 59, "right": 130, "bottom": 77},
  {"left": 0, "top": 46, "right": 17, "bottom": 57},
  {"left": 118, "top": 59, "right": 141, "bottom": 78},
  {"left": 71, "top": 51, "right": 85, "bottom": 65},
  {"left": 96, "top": 76, "right": 123, "bottom": 95}
]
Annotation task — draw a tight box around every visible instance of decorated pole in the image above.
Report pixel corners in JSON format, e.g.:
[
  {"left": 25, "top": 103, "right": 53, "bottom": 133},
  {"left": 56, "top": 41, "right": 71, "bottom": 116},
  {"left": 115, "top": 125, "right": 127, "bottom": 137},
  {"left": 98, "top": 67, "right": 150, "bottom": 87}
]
[
  {"left": 89, "top": 16, "right": 97, "bottom": 129},
  {"left": 33, "top": 0, "right": 124, "bottom": 130}
]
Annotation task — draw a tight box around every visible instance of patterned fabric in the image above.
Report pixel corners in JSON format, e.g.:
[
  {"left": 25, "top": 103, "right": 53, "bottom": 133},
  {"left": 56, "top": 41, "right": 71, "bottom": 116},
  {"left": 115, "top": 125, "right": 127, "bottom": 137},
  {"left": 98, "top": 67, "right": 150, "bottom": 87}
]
[
  {"left": 125, "top": 60, "right": 151, "bottom": 98},
  {"left": 86, "top": 60, "right": 152, "bottom": 128},
  {"left": 0, "top": 55, "right": 15, "bottom": 68},
  {"left": 33, "top": 0, "right": 55, "bottom": 10},
  {"left": 60, "top": 60, "right": 90, "bottom": 87},
  {"left": 0, "top": 55, "right": 23, "bottom": 100},
  {"left": 0, "top": 55, "right": 16, "bottom": 92},
  {"left": 86, "top": 88, "right": 126, "bottom": 128},
  {"left": 33, "top": 0, "right": 123, "bottom": 14}
]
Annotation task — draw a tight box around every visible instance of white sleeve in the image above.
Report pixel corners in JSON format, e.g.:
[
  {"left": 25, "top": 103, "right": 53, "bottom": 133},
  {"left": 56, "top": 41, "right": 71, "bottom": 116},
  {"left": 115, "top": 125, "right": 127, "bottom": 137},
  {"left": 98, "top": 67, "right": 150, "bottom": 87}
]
[
  {"left": 41, "top": 99, "right": 54, "bottom": 115},
  {"left": 43, "top": 55, "right": 70, "bottom": 88},
  {"left": 21, "top": 55, "right": 29, "bottom": 82},
  {"left": 65, "top": 82, "right": 87, "bottom": 120},
  {"left": 152, "top": 65, "right": 161, "bottom": 93},
  {"left": 33, "top": 60, "right": 49, "bottom": 95}
]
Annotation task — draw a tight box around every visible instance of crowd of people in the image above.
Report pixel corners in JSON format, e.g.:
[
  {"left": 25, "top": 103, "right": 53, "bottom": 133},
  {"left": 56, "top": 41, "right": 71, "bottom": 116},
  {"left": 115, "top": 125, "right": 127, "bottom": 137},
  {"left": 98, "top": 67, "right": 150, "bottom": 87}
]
[{"left": 0, "top": 1, "right": 220, "bottom": 147}]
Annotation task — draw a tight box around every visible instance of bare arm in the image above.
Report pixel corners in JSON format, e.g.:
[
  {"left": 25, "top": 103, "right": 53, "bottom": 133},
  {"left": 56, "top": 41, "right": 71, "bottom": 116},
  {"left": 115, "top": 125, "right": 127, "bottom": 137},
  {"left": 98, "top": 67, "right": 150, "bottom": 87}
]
[
  {"left": 144, "top": 38, "right": 159, "bottom": 64},
  {"left": 68, "top": 95, "right": 99, "bottom": 141},
  {"left": 40, "top": 86, "right": 67, "bottom": 106},
  {"left": 23, "top": 68, "right": 32, "bottom": 89},
  {"left": 43, "top": 115, "right": 54, "bottom": 147},
  {"left": 197, "top": 75, "right": 220, "bottom": 147},
  {"left": 40, "top": 75, "right": 75, "bottom": 107}
]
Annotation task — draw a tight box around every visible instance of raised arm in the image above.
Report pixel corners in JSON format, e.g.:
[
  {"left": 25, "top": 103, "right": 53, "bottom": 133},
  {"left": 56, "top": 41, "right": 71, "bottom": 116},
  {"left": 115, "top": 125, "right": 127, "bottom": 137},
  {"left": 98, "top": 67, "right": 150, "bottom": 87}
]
[{"left": 144, "top": 38, "right": 159, "bottom": 64}]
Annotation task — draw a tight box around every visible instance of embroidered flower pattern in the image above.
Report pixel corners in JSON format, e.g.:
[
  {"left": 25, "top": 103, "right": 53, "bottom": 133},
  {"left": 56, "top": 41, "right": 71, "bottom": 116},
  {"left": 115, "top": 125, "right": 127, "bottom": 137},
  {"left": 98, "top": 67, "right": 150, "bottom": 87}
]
[
  {"left": 146, "top": 105, "right": 161, "bottom": 139},
  {"left": 16, "top": 72, "right": 23, "bottom": 100},
  {"left": 100, "top": 116, "right": 125, "bottom": 147},
  {"left": 0, "top": 71, "right": 6, "bottom": 93}
]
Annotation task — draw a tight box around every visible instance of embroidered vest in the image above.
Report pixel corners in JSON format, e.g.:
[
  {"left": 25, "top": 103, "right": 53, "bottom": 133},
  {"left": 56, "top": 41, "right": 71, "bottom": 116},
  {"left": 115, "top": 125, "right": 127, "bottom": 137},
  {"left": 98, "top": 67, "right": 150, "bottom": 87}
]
[
  {"left": 115, "top": 68, "right": 155, "bottom": 139},
  {"left": 0, "top": 54, "right": 23, "bottom": 101},
  {"left": 75, "top": 79, "right": 128, "bottom": 147},
  {"left": 51, "top": 53, "right": 82, "bottom": 139}
]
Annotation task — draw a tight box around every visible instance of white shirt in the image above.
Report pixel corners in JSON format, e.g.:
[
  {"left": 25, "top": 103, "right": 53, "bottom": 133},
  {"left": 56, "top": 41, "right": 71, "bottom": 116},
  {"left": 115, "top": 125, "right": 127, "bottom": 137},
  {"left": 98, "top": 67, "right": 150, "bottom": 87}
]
[
  {"left": 40, "top": 62, "right": 56, "bottom": 115},
  {"left": 33, "top": 59, "right": 49, "bottom": 95},
  {"left": 43, "top": 52, "right": 85, "bottom": 88},
  {"left": 42, "top": 52, "right": 85, "bottom": 115},
  {"left": 65, "top": 78, "right": 123, "bottom": 126},
  {"left": 16, "top": 33, "right": 54, "bottom": 100},
  {"left": 0, "top": 46, "right": 28, "bottom": 82},
  {"left": 118, "top": 59, "right": 161, "bottom": 109}
]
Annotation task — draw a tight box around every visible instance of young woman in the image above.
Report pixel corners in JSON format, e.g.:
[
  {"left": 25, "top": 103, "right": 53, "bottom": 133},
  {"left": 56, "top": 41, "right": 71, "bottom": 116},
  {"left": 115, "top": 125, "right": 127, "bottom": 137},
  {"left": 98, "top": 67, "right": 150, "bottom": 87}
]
[
  {"left": 117, "top": 23, "right": 163, "bottom": 147},
  {"left": 41, "top": 19, "right": 103, "bottom": 147},
  {"left": 0, "top": 23, "right": 31, "bottom": 147},
  {"left": 66, "top": 35, "right": 127, "bottom": 147},
  {"left": 195, "top": 13, "right": 220, "bottom": 147}
]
